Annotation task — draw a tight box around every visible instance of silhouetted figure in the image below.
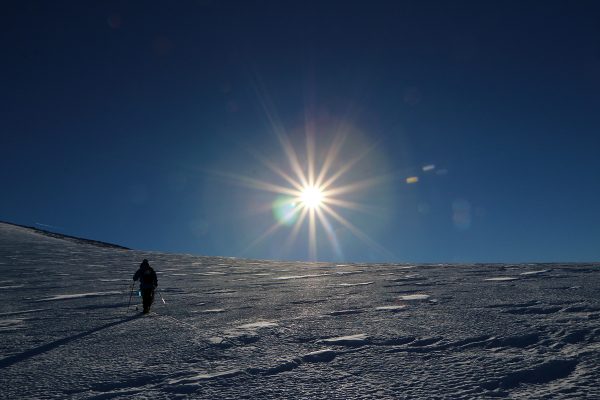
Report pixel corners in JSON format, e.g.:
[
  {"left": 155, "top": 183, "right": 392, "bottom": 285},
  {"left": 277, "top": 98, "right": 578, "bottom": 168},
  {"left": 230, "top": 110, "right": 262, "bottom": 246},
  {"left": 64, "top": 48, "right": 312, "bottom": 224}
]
[{"left": 133, "top": 259, "right": 158, "bottom": 314}]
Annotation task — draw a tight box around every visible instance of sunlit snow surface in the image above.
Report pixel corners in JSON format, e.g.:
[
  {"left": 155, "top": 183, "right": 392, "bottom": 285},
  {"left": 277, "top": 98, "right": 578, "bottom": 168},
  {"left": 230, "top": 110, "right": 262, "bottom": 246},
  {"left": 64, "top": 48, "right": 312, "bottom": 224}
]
[{"left": 1, "top": 223, "right": 600, "bottom": 399}]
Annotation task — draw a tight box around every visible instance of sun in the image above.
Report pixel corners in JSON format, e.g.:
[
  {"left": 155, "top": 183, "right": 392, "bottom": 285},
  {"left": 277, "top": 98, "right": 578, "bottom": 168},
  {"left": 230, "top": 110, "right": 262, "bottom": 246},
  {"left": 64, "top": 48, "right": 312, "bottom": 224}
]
[
  {"left": 220, "top": 105, "right": 390, "bottom": 259},
  {"left": 223, "top": 127, "right": 390, "bottom": 261},
  {"left": 300, "top": 186, "right": 323, "bottom": 209}
]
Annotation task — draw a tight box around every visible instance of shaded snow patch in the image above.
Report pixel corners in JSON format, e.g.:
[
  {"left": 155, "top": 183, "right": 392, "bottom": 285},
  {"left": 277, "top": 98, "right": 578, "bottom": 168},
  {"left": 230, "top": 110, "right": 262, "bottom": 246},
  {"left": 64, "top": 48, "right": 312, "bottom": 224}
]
[
  {"left": 481, "top": 359, "right": 577, "bottom": 390},
  {"left": 484, "top": 277, "right": 518, "bottom": 282},
  {"left": 0, "top": 318, "right": 25, "bottom": 331},
  {"left": 0, "top": 309, "right": 47, "bottom": 317}
]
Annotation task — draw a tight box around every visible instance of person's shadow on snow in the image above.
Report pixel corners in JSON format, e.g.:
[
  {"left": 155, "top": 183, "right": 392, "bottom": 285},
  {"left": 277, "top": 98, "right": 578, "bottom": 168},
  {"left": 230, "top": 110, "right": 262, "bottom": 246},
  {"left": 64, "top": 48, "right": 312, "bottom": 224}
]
[{"left": 0, "top": 314, "right": 139, "bottom": 369}]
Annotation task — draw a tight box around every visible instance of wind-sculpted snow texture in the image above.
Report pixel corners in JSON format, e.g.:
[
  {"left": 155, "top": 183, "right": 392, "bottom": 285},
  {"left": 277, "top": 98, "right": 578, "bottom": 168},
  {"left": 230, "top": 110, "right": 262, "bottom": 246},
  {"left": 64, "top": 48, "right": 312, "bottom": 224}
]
[{"left": 1, "top": 223, "right": 599, "bottom": 399}]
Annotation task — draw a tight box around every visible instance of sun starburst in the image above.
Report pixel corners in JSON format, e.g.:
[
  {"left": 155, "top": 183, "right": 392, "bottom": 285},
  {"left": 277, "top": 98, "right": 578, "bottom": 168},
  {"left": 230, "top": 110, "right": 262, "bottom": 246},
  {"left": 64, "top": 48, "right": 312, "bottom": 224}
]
[
  {"left": 215, "top": 75, "right": 393, "bottom": 260},
  {"left": 219, "top": 124, "right": 391, "bottom": 261}
]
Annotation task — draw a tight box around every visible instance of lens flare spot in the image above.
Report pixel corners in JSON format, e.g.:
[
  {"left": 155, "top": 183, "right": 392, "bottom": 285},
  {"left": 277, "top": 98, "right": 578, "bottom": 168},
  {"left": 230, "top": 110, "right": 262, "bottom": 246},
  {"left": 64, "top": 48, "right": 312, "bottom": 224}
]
[
  {"left": 452, "top": 199, "right": 472, "bottom": 231},
  {"left": 272, "top": 196, "right": 298, "bottom": 226},
  {"left": 406, "top": 176, "right": 419, "bottom": 184}
]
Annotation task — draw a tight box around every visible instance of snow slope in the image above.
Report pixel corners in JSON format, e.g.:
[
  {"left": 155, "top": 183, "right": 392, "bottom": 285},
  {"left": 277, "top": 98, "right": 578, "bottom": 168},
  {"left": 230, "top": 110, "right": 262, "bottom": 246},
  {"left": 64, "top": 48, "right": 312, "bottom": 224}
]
[{"left": 1, "top": 222, "right": 599, "bottom": 399}]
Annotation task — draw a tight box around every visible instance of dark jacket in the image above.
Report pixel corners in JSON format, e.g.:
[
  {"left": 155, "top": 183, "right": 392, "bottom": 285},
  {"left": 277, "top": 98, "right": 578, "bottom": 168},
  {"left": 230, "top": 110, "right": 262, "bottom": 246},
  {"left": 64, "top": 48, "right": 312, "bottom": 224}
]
[{"left": 133, "top": 262, "right": 158, "bottom": 289}]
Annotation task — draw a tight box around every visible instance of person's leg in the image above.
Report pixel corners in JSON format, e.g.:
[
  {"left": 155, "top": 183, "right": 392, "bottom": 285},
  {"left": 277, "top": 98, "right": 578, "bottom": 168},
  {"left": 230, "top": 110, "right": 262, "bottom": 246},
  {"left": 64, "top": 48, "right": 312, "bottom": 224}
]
[
  {"left": 142, "top": 289, "right": 152, "bottom": 313},
  {"left": 148, "top": 289, "right": 155, "bottom": 308}
]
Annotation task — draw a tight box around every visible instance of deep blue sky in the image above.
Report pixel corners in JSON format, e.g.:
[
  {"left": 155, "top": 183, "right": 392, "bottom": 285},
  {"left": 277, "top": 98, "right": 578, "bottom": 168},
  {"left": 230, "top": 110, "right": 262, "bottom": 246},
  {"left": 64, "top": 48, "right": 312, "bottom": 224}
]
[{"left": 3, "top": 1, "right": 600, "bottom": 263}]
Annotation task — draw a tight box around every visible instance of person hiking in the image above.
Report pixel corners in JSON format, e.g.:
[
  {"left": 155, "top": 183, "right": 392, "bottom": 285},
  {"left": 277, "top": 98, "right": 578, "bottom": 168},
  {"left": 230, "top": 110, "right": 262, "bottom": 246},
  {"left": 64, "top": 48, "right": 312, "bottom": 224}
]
[{"left": 133, "top": 259, "right": 158, "bottom": 314}]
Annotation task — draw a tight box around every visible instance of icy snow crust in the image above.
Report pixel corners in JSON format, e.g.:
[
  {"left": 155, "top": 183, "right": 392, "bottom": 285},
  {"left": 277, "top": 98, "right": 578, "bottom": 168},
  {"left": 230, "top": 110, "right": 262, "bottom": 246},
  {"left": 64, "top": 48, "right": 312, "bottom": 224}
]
[{"left": 1, "top": 223, "right": 600, "bottom": 399}]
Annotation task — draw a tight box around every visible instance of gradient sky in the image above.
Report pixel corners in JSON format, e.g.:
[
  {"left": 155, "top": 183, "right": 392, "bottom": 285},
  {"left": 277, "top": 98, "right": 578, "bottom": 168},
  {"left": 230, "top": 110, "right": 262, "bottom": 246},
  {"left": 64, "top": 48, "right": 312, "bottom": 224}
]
[{"left": 3, "top": 1, "right": 600, "bottom": 263}]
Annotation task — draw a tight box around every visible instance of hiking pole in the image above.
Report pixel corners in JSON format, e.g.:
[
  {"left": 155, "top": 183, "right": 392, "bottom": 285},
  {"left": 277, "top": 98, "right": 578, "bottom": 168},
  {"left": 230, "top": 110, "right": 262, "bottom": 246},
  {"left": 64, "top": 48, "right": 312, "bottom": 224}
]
[
  {"left": 126, "top": 282, "right": 134, "bottom": 313},
  {"left": 157, "top": 288, "right": 166, "bottom": 305}
]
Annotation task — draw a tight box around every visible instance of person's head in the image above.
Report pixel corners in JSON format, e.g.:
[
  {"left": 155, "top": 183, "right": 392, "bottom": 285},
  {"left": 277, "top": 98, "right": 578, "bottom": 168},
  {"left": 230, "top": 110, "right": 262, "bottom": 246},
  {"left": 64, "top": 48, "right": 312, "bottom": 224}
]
[{"left": 141, "top": 259, "right": 149, "bottom": 267}]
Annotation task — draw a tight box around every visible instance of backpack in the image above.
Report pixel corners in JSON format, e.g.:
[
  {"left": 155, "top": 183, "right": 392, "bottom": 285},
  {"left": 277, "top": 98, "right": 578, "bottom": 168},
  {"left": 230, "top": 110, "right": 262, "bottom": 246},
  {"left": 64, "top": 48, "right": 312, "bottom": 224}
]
[{"left": 141, "top": 268, "right": 154, "bottom": 286}]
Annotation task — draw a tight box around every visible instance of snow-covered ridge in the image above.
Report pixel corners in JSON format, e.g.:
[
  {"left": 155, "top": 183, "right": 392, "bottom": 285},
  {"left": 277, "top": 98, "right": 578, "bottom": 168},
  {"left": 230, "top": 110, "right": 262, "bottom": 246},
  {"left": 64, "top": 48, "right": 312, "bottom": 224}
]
[
  {"left": 0, "top": 221, "right": 130, "bottom": 250},
  {"left": 1, "top": 223, "right": 600, "bottom": 399}
]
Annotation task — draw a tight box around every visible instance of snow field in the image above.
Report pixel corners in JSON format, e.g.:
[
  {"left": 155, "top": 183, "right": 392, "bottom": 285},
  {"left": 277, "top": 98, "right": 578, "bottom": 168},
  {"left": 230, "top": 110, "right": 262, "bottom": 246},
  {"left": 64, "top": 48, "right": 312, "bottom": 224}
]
[{"left": 1, "top": 223, "right": 600, "bottom": 398}]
